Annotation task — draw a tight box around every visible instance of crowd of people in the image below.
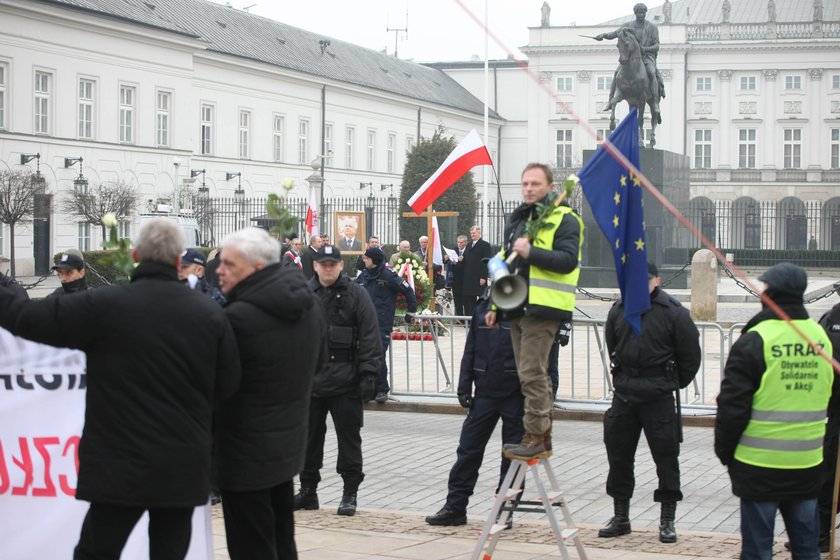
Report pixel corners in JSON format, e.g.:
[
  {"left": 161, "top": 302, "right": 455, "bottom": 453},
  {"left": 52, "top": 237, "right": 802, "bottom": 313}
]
[{"left": 0, "top": 162, "right": 838, "bottom": 560}]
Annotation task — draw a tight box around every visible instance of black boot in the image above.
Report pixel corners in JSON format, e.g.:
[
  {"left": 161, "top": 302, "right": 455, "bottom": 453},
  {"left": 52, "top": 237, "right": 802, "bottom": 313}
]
[
  {"left": 598, "top": 499, "right": 631, "bottom": 538},
  {"left": 659, "top": 501, "right": 677, "bottom": 543},
  {"left": 337, "top": 493, "right": 357, "bottom": 516},
  {"left": 293, "top": 487, "right": 319, "bottom": 511}
]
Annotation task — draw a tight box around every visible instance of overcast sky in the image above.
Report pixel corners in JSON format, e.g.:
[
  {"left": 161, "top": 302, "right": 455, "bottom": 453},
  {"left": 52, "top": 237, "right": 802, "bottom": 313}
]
[{"left": 214, "top": 0, "right": 636, "bottom": 62}]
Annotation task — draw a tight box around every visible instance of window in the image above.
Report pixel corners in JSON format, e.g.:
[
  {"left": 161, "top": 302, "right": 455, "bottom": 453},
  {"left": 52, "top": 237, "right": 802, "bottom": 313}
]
[
  {"left": 78, "top": 223, "right": 90, "bottom": 252},
  {"left": 738, "top": 129, "right": 757, "bottom": 169},
  {"left": 239, "top": 110, "right": 251, "bottom": 159},
  {"left": 406, "top": 135, "right": 414, "bottom": 153},
  {"left": 78, "top": 79, "right": 94, "bottom": 139},
  {"left": 387, "top": 133, "right": 396, "bottom": 173},
  {"left": 119, "top": 85, "right": 135, "bottom": 143},
  {"left": 695, "top": 76, "right": 712, "bottom": 92},
  {"left": 783, "top": 128, "right": 802, "bottom": 169},
  {"left": 200, "top": 104, "right": 213, "bottom": 155},
  {"left": 345, "top": 126, "right": 355, "bottom": 169},
  {"left": 832, "top": 129, "right": 839, "bottom": 169},
  {"left": 833, "top": 75, "right": 840, "bottom": 89},
  {"left": 35, "top": 71, "right": 51, "bottom": 134},
  {"left": 273, "top": 115, "right": 284, "bottom": 162},
  {"left": 555, "top": 129, "right": 572, "bottom": 168},
  {"left": 154, "top": 91, "right": 170, "bottom": 147},
  {"left": 739, "top": 76, "right": 756, "bottom": 91},
  {"left": 596, "top": 76, "right": 612, "bottom": 92},
  {"left": 367, "top": 130, "right": 376, "bottom": 171},
  {"left": 119, "top": 220, "right": 131, "bottom": 240},
  {"left": 556, "top": 76, "right": 573, "bottom": 92},
  {"left": 0, "top": 63, "right": 5, "bottom": 129},
  {"left": 595, "top": 128, "right": 611, "bottom": 144},
  {"left": 324, "top": 123, "right": 333, "bottom": 166},
  {"left": 784, "top": 75, "right": 802, "bottom": 90},
  {"left": 298, "top": 119, "right": 309, "bottom": 164},
  {"left": 693, "top": 129, "right": 712, "bottom": 169}
]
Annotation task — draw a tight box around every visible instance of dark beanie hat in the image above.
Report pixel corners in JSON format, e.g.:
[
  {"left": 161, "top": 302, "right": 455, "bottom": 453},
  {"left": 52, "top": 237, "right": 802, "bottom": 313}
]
[
  {"left": 364, "top": 246, "right": 385, "bottom": 265},
  {"left": 758, "top": 262, "right": 807, "bottom": 299}
]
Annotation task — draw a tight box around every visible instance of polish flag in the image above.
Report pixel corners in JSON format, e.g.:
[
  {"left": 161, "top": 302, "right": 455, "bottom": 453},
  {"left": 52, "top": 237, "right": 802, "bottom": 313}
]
[
  {"left": 407, "top": 129, "right": 492, "bottom": 214},
  {"left": 398, "top": 261, "right": 416, "bottom": 291},
  {"left": 431, "top": 217, "right": 444, "bottom": 266},
  {"left": 305, "top": 189, "right": 319, "bottom": 237}
]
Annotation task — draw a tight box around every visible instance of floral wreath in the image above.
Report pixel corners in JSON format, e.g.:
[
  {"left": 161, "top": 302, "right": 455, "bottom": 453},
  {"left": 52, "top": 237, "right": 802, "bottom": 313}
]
[{"left": 392, "top": 251, "right": 433, "bottom": 312}]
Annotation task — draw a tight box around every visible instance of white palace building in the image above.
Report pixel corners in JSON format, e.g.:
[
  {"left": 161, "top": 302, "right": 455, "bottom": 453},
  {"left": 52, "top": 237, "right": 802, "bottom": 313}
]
[{"left": 0, "top": 0, "right": 838, "bottom": 274}]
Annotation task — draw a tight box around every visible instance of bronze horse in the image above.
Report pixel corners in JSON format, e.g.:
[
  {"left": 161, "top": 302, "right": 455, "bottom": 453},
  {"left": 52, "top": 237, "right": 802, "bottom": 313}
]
[{"left": 603, "top": 27, "right": 662, "bottom": 147}]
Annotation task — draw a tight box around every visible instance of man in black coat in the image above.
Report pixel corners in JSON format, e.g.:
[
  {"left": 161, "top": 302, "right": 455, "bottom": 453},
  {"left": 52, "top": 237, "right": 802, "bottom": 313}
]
[
  {"left": 461, "top": 226, "right": 492, "bottom": 316},
  {"left": 443, "top": 235, "right": 468, "bottom": 316},
  {"left": 46, "top": 249, "right": 90, "bottom": 298},
  {"left": 600, "top": 263, "right": 700, "bottom": 544},
  {"left": 356, "top": 246, "right": 417, "bottom": 403},
  {"left": 300, "top": 234, "right": 322, "bottom": 280},
  {"left": 0, "top": 218, "right": 242, "bottom": 559},
  {"left": 295, "top": 245, "right": 382, "bottom": 517},
  {"left": 214, "top": 227, "right": 326, "bottom": 560}
]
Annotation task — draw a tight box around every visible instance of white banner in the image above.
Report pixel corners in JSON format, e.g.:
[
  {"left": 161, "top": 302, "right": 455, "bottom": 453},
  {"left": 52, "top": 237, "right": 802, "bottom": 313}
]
[{"left": 0, "top": 327, "right": 213, "bottom": 560}]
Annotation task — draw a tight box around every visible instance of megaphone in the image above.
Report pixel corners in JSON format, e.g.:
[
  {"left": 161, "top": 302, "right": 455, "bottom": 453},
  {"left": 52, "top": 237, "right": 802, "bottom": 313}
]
[{"left": 487, "top": 255, "right": 528, "bottom": 311}]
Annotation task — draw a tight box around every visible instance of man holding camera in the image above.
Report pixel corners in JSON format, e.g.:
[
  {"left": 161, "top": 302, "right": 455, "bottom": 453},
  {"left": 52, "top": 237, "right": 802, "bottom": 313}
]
[{"left": 600, "top": 263, "right": 700, "bottom": 544}]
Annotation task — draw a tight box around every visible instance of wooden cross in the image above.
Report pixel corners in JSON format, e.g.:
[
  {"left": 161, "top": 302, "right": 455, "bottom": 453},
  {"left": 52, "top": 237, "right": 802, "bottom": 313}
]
[{"left": 401, "top": 203, "right": 458, "bottom": 302}]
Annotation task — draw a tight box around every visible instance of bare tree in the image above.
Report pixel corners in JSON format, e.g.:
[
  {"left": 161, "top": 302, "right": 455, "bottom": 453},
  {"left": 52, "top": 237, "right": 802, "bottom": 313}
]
[
  {"left": 61, "top": 180, "right": 138, "bottom": 240},
  {"left": 0, "top": 170, "right": 39, "bottom": 277}
]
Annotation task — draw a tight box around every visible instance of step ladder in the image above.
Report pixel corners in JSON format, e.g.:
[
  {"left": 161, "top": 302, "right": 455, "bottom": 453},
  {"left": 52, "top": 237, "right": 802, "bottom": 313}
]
[{"left": 471, "top": 456, "right": 587, "bottom": 560}]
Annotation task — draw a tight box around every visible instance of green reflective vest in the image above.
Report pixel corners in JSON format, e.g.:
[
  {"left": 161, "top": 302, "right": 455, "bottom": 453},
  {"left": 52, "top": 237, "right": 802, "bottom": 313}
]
[
  {"left": 527, "top": 205, "right": 584, "bottom": 312},
  {"left": 733, "top": 319, "right": 833, "bottom": 469}
]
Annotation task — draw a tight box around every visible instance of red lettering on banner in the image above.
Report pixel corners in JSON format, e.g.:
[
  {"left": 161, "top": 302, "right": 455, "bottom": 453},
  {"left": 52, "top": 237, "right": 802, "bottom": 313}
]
[
  {"left": 11, "top": 438, "right": 34, "bottom": 496},
  {"left": 0, "top": 436, "right": 81, "bottom": 497},
  {"left": 33, "top": 437, "right": 59, "bottom": 497},
  {"left": 59, "top": 437, "right": 80, "bottom": 496}
]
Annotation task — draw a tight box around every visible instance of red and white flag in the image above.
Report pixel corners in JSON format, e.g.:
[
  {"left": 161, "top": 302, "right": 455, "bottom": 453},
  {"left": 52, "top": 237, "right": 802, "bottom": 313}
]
[
  {"left": 407, "top": 129, "right": 492, "bottom": 214},
  {"left": 305, "top": 189, "right": 319, "bottom": 237},
  {"left": 431, "top": 217, "right": 444, "bottom": 266}
]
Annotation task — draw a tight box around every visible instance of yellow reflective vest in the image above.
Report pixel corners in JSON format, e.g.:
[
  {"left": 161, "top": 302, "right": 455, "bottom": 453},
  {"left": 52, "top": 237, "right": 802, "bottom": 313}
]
[
  {"left": 527, "top": 205, "right": 583, "bottom": 312},
  {"left": 734, "top": 319, "right": 833, "bottom": 469}
]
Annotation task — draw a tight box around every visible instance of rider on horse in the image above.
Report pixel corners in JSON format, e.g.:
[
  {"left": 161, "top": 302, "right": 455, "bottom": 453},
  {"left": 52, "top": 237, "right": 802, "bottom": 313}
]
[{"left": 595, "top": 3, "right": 664, "bottom": 116}]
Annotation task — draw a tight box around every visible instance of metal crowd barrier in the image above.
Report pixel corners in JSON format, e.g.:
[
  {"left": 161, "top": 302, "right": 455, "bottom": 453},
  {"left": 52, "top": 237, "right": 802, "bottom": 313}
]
[{"left": 387, "top": 315, "right": 743, "bottom": 414}]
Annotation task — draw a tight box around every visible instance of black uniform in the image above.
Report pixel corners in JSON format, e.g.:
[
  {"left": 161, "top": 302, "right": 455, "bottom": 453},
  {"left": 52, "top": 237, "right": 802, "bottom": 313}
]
[
  {"left": 301, "top": 273, "right": 382, "bottom": 494},
  {"left": 604, "top": 286, "right": 700, "bottom": 503},
  {"left": 356, "top": 262, "right": 417, "bottom": 394},
  {"left": 46, "top": 276, "right": 90, "bottom": 298},
  {"left": 815, "top": 306, "right": 840, "bottom": 548}
]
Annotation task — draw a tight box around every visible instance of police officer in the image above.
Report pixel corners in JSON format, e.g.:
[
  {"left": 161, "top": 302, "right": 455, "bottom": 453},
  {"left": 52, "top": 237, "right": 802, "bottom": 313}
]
[
  {"left": 600, "top": 262, "right": 700, "bottom": 544},
  {"left": 295, "top": 245, "right": 382, "bottom": 516},
  {"left": 47, "top": 249, "right": 90, "bottom": 298},
  {"left": 356, "top": 246, "right": 417, "bottom": 403},
  {"left": 179, "top": 248, "right": 225, "bottom": 305},
  {"left": 716, "top": 263, "right": 833, "bottom": 560}
]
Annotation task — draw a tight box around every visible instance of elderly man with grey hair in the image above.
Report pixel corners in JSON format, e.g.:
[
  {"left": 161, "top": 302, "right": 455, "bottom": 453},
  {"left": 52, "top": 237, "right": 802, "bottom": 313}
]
[
  {"left": 0, "top": 217, "right": 242, "bottom": 559},
  {"left": 389, "top": 239, "right": 412, "bottom": 267},
  {"left": 214, "top": 227, "right": 327, "bottom": 559}
]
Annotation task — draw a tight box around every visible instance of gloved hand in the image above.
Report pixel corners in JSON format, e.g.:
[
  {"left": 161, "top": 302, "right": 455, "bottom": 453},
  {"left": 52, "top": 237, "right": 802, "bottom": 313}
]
[
  {"left": 404, "top": 312, "right": 415, "bottom": 324},
  {"left": 556, "top": 321, "right": 572, "bottom": 347},
  {"left": 360, "top": 374, "right": 376, "bottom": 403},
  {"left": 457, "top": 393, "right": 472, "bottom": 409}
]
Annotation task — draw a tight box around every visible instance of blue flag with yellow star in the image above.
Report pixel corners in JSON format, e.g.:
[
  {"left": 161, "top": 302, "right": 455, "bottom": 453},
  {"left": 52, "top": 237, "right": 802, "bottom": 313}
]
[{"left": 579, "top": 108, "right": 650, "bottom": 335}]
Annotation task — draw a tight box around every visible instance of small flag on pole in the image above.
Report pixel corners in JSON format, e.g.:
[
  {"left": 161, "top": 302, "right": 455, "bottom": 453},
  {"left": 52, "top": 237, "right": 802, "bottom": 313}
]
[
  {"left": 407, "top": 129, "right": 492, "bottom": 214},
  {"left": 305, "top": 189, "right": 319, "bottom": 237},
  {"left": 578, "top": 108, "right": 649, "bottom": 335},
  {"left": 431, "top": 217, "right": 444, "bottom": 266}
]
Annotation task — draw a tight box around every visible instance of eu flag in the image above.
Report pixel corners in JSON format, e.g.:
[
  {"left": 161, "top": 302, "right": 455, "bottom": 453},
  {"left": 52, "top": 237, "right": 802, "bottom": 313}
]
[{"left": 578, "top": 108, "right": 650, "bottom": 335}]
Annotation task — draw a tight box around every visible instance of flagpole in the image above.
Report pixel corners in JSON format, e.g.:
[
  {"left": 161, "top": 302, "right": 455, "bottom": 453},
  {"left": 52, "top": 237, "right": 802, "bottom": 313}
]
[{"left": 482, "top": 0, "right": 489, "bottom": 235}]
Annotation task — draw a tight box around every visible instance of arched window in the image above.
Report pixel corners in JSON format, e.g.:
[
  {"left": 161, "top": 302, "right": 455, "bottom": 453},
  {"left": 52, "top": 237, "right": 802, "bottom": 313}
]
[
  {"left": 822, "top": 198, "right": 840, "bottom": 250},
  {"left": 688, "top": 197, "right": 715, "bottom": 247},
  {"left": 775, "top": 197, "right": 806, "bottom": 250},
  {"left": 731, "top": 197, "right": 761, "bottom": 249}
]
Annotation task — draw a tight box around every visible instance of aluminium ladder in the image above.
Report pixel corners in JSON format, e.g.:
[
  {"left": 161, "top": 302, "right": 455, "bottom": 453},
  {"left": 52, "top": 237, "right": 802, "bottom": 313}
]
[{"left": 470, "top": 456, "right": 587, "bottom": 560}]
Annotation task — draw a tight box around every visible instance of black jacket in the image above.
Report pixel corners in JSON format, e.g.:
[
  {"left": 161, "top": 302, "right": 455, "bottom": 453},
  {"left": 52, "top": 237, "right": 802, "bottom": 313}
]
[
  {"left": 46, "top": 276, "right": 90, "bottom": 298},
  {"left": 310, "top": 273, "right": 382, "bottom": 398},
  {"left": 818, "top": 304, "right": 840, "bottom": 437},
  {"left": 356, "top": 263, "right": 417, "bottom": 336},
  {"left": 715, "top": 302, "right": 824, "bottom": 501},
  {"left": 0, "top": 262, "right": 241, "bottom": 507},
  {"left": 462, "top": 238, "right": 492, "bottom": 297},
  {"left": 458, "top": 299, "right": 520, "bottom": 400},
  {"left": 606, "top": 286, "right": 701, "bottom": 404},
  {"left": 502, "top": 197, "right": 582, "bottom": 321},
  {"left": 300, "top": 246, "right": 318, "bottom": 280},
  {"left": 215, "top": 263, "right": 326, "bottom": 491}
]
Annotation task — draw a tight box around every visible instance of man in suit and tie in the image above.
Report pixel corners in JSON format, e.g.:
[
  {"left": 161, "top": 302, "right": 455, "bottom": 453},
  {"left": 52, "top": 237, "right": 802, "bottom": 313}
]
[
  {"left": 462, "top": 226, "right": 492, "bottom": 316},
  {"left": 339, "top": 219, "right": 363, "bottom": 251},
  {"left": 444, "top": 235, "right": 469, "bottom": 316}
]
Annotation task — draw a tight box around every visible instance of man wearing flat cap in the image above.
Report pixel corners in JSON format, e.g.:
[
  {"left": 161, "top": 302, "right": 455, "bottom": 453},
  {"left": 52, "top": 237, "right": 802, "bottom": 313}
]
[
  {"left": 356, "top": 245, "right": 417, "bottom": 404},
  {"left": 47, "top": 249, "right": 89, "bottom": 298},
  {"left": 600, "top": 261, "right": 700, "bottom": 544},
  {"left": 716, "top": 262, "right": 834, "bottom": 560}
]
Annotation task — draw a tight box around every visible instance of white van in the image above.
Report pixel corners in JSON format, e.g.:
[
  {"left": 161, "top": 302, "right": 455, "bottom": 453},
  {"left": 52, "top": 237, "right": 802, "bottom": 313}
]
[{"left": 137, "top": 205, "right": 201, "bottom": 247}]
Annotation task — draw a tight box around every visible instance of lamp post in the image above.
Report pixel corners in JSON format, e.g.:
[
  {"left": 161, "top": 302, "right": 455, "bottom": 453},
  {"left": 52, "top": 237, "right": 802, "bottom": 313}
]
[
  {"left": 226, "top": 172, "right": 243, "bottom": 230},
  {"left": 64, "top": 156, "right": 88, "bottom": 194},
  {"left": 21, "top": 153, "right": 45, "bottom": 193}
]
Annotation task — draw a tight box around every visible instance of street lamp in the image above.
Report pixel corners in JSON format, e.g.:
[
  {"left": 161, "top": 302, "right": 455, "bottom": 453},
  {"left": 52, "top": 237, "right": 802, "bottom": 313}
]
[
  {"left": 64, "top": 156, "right": 88, "bottom": 193},
  {"left": 226, "top": 172, "right": 243, "bottom": 197},
  {"left": 21, "top": 153, "right": 45, "bottom": 193},
  {"left": 191, "top": 169, "right": 208, "bottom": 194}
]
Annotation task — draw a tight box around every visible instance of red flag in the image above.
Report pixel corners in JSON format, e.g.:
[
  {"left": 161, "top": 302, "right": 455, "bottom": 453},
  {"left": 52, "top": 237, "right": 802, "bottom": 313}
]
[
  {"left": 305, "top": 189, "right": 319, "bottom": 237},
  {"left": 407, "top": 129, "right": 492, "bottom": 214}
]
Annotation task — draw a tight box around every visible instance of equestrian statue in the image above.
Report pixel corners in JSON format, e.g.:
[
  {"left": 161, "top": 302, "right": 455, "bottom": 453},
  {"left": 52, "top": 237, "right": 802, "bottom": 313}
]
[{"left": 595, "top": 3, "right": 665, "bottom": 147}]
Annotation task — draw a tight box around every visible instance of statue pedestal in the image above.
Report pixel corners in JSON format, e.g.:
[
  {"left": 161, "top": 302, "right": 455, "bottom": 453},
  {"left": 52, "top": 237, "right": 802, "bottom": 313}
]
[{"left": 579, "top": 147, "right": 690, "bottom": 289}]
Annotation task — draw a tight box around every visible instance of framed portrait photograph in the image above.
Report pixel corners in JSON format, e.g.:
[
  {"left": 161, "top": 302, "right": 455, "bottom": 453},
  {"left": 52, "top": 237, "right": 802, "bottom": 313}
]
[{"left": 334, "top": 211, "right": 366, "bottom": 254}]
